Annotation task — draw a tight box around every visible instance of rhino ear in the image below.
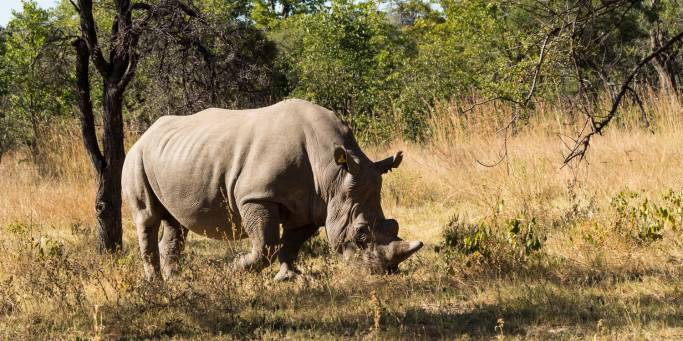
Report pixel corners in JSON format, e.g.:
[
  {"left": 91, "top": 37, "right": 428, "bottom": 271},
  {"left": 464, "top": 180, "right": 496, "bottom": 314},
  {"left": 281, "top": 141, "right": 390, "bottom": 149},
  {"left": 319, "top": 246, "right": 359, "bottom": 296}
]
[
  {"left": 375, "top": 151, "right": 403, "bottom": 174},
  {"left": 334, "top": 145, "right": 360, "bottom": 174}
]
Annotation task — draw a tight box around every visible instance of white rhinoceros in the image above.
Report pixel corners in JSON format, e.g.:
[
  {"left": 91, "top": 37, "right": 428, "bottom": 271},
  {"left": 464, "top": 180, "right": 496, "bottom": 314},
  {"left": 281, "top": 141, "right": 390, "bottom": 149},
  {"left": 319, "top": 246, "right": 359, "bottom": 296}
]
[{"left": 122, "top": 99, "right": 422, "bottom": 281}]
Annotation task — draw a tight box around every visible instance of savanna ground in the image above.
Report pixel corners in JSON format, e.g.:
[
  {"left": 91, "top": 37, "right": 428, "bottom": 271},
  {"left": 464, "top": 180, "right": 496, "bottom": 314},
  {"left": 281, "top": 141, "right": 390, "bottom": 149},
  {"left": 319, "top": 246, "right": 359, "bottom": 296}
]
[{"left": 1, "top": 90, "right": 683, "bottom": 339}]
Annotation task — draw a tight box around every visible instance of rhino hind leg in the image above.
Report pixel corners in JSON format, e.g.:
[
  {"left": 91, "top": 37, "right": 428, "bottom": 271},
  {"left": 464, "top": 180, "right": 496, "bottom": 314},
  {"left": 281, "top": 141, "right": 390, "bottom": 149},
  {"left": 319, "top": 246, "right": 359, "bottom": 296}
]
[
  {"left": 159, "top": 218, "right": 188, "bottom": 279},
  {"left": 275, "top": 224, "right": 318, "bottom": 281},
  {"left": 234, "top": 202, "right": 281, "bottom": 272},
  {"left": 134, "top": 215, "right": 162, "bottom": 281}
]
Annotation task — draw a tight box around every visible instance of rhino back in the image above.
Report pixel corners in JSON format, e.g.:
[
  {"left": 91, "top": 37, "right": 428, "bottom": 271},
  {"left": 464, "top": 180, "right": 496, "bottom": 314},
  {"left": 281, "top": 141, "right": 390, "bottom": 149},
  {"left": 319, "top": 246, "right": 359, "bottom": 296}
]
[{"left": 133, "top": 99, "right": 347, "bottom": 238}]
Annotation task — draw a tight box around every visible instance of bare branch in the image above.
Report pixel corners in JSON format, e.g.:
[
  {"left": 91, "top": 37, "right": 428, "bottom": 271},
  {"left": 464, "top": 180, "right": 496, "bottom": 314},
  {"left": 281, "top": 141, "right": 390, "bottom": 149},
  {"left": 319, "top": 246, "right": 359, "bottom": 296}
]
[
  {"left": 69, "top": 0, "right": 80, "bottom": 12},
  {"left": 563, "top": 30, "right": 683, "bottom": 164},
  {"left": 76, "top": 0, "right": 111, "bottom": 78},
  {"left": 524, "top": 27, "right": 560, "bottom": 106},
  {"left": 458, "top": 96, "right": 502, "bottom": 114},
  {"left": 73, "top": 38, "right": 105, "bottom": 174}
]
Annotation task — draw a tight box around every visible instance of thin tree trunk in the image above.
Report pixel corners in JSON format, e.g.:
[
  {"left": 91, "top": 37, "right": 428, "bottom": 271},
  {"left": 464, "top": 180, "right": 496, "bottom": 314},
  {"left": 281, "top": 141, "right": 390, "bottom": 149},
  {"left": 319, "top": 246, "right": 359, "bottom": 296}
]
[
  {"left": 74, "top": 38, "right": 123, "bottom": 252},
  {"left": 29, "top": 114, "right": 40, "bottom": 166},
  {"left": 96, "top": 83, "right": 125, "bottom": 251}
]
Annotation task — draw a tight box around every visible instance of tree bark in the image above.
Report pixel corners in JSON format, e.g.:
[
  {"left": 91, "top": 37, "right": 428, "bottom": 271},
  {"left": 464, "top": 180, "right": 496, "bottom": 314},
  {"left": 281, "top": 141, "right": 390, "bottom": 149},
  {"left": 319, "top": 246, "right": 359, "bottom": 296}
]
[
  {"left": 95, "top": 83, "right": 125, "bottom": 252},
  {"left": 74, "top": 38, "right": 124, "bottom": 252}
]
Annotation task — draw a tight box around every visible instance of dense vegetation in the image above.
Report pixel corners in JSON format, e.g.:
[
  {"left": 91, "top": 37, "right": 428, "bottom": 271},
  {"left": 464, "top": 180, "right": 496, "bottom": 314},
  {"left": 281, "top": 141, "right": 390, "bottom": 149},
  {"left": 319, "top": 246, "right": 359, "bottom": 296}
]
[{"left": 1, "top": 0, "right": 681, "bottom": 156}]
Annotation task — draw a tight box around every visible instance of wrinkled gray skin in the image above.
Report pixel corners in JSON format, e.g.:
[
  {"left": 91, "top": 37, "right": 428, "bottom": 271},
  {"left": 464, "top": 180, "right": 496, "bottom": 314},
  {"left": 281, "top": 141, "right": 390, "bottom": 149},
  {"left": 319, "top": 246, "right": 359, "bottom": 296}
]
[{"left": 122, "top": 99, "right": 423, "bottom": 281}]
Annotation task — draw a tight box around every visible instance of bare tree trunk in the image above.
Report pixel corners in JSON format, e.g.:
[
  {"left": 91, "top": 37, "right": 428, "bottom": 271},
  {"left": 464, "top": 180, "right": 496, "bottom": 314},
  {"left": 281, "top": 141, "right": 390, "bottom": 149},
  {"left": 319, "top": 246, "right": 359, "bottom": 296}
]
[
  {"left": 73, "top": 39, "right": 124, "bottom": 252},
  {"left": 96, "top": 83, "right": 125, "bottom": 251},
  {"left": 73, "top": 0, "right": 151, "bottom": 252},
  {"left": 281, "top": 0, "right": 291, "bottom": 18},
  {"left": 29, "top": 113, "right": 40, "bottom": 166}
]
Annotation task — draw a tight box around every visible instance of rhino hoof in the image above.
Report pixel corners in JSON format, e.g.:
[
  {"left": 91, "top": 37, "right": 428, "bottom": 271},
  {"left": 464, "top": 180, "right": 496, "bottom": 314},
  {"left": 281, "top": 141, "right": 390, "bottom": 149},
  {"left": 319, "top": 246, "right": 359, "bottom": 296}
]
[{"left": 274, "top": 269, "right": 300, "bottom": 281}]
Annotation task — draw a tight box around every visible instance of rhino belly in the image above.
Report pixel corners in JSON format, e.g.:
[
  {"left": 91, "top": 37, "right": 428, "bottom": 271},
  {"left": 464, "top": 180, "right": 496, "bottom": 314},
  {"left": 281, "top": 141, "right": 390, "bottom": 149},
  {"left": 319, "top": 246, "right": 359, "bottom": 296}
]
[
  {"left": 185, "top": 214, "right": 247, "bottom": 240},
  {"left": 151, "top": 173, "right": 247, "bottom": 241}
]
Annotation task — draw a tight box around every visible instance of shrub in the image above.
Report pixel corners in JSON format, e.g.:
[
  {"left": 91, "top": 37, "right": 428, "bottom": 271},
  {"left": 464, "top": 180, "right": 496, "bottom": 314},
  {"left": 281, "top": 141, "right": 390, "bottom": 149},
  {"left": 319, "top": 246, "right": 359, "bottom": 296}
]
[
  {"left": 271, "top": 0, "right": 410, "bottom": 142},
  {"left": 610, "top": 189, "right": 683, "bottom": 243},
  {"left": 435, "top": 215, "right": 495, "bottom": 257},
  {"left": 435, "top": 214, "right": 545, "bottom": 273},
  {"left": 506, "top": 218, "right": 543, "bottom": 257}
]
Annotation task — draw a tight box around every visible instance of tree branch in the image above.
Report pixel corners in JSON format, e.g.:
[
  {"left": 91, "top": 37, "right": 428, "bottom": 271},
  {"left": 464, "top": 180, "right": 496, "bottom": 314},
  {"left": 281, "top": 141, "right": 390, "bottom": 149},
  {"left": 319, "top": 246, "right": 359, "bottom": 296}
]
[
  {"left": 76, "top": 0, "right": 111, "bottom": 78},
  {"left": 69, "top": 0, "right": 80, "bottom": 12},
  {"left": 73, "top": 38, "right": 105, "bottom": 174},
  {"left": 524, "top": 27, "right": 559, "bottom": 106},
  {"left": 563, "top": 30, "right": 683, "bottom": 164}
]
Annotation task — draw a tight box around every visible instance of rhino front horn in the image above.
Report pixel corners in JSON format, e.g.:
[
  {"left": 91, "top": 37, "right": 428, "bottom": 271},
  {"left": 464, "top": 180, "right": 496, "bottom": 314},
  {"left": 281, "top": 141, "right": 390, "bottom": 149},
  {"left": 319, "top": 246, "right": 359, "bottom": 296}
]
[{"left": 388, "top": 240, "right": 423, "bottom": 265}]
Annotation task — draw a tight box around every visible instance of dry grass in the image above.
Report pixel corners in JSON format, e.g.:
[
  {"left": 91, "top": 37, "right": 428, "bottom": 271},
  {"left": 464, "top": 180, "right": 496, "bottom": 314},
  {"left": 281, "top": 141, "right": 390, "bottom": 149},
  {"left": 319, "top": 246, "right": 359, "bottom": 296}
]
[{"left": 1, "top": 89, "right": 683, "bottom": 339}]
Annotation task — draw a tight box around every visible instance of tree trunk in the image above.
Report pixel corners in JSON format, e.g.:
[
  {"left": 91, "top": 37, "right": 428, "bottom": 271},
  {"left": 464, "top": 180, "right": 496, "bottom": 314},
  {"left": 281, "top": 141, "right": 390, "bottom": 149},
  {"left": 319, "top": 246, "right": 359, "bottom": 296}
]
[
  {"left": 73, "top": 38, "right": 124, "bottom": 252},
  {"left": 95, "top": 83, "right": 125, "bottom": 252}
]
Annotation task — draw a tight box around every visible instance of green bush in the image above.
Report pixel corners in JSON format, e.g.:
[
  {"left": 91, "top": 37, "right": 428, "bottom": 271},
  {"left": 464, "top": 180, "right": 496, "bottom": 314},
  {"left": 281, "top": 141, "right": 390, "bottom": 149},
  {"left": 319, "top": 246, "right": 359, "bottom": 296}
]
[
  {"left": 435, "top": 214, "right": 544, "bottom": 273},
  {"left": 610, "top": 189, "right": 683, "bottom": 243}
]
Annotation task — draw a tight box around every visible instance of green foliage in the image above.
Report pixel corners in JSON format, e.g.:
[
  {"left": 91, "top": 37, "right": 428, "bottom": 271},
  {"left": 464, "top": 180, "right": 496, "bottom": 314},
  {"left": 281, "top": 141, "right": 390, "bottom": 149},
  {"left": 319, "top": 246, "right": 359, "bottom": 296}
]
[
  {"left": 2, "top": 0, "right": 683, "bottom": 150},
  {"left": 435, "top": 214, "right": 544, "bottom": 272},
  {"left": 271, "top": 0, "right": 409, "bottom": 141},
  {"left": 251, "top": 0, "right": 325, "bottom": 29},
  {"left": 197, "top": 0, "right": 254, "bottom": 21},
  {"left": 506, "top": 218, "right": 542, "bottom": 256},
  {"left": 0, "top": 1, "right": 73, "bottom": 165},
  {"left": 610, "top": 189, "right": 683, "bottom": 243},
  {"left": 436, "top": 215, "right": 494, "bottom": 257}
]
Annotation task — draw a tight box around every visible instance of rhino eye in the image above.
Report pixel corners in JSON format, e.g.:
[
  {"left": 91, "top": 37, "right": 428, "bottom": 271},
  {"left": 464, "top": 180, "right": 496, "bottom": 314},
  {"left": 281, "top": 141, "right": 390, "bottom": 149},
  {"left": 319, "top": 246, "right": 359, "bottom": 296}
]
[{"left": 355, "top": 225, "right": 370, "bottom": 246}]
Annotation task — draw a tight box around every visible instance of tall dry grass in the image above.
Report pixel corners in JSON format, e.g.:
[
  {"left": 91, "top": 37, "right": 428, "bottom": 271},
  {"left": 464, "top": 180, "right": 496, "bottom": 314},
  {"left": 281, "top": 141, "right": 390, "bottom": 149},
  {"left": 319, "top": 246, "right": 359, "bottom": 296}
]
[
  {"left": 1, "top": 88, "right": 682, "bottom": 339},
  {"left": 373, "top": 88, "right": 683, "bottom": 241}
]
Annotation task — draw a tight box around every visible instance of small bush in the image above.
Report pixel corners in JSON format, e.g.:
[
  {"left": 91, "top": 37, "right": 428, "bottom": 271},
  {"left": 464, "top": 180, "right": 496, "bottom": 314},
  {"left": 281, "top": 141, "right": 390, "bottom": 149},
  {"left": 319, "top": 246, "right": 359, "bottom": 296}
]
[
  {"left": 435, "top": 214, "right": 545, "bottom": 274},
  {"left": 435, "top": 215, "right": 495, "bottom": 257},
  {"left": 506, "top": 218, "right": 543, "bottom": 257},
  {"left": 610, "top": 189, "right": 683, "bottom": 244}
]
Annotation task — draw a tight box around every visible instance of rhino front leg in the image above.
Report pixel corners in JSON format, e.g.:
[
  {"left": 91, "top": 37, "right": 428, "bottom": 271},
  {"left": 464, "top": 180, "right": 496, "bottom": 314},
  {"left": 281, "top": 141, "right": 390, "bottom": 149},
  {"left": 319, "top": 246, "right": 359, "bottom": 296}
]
[
  {"left": 235, "top": 202, "right": 281, "bottom": 272},
  {"left": 159, "top": 218, "right": 188, "bottom": 279},
  {"left": 275, "top": 224, "right": 318, "bottom": 281}
]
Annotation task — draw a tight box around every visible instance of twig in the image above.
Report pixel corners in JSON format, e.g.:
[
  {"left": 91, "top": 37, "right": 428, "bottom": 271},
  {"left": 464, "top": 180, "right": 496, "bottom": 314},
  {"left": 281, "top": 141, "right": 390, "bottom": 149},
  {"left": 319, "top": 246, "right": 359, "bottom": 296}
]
[
  {"left": 524, "top": 27, "right": 560, "bottom": 106},
  {"left": 459, "top": 96, "right": 502, "bottom": 114}
]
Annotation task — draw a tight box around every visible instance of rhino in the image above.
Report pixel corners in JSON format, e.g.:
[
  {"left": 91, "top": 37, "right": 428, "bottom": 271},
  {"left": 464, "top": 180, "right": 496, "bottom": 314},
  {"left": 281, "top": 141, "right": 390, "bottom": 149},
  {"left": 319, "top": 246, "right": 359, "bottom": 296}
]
[{"left": 122, "top": 99, "right": 423, "bottom": 281}]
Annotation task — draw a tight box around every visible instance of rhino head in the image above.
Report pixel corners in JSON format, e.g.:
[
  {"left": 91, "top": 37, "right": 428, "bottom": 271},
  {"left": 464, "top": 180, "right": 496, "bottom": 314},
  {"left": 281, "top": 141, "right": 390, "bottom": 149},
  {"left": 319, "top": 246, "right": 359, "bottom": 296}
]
[{"left": 324, "top": 145, "right": 423, "bottom": 273}]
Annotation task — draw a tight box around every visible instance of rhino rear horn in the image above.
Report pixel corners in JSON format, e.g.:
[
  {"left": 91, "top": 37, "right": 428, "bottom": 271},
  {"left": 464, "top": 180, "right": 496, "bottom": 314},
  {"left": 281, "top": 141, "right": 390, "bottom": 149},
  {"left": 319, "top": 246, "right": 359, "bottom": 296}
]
[{"left": 375, "top": 151, "right": 403, "bottom": 174}]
